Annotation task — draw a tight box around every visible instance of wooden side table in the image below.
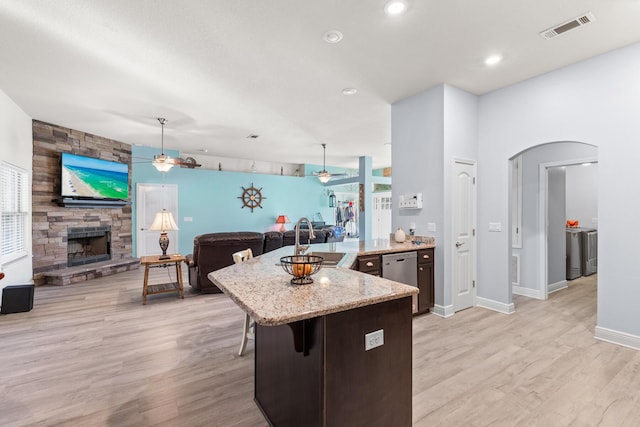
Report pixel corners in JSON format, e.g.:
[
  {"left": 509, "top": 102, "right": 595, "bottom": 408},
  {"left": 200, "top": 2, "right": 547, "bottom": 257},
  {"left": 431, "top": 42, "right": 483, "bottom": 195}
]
[{"left": 140, "top": 254, "right": 186, "bottom": 305}]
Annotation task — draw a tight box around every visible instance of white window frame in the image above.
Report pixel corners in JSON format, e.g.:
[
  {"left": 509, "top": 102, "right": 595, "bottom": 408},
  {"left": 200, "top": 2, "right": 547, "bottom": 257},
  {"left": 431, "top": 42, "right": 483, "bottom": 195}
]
[{"left": 1, "top": 161, "right": 29, "bottom": 264}]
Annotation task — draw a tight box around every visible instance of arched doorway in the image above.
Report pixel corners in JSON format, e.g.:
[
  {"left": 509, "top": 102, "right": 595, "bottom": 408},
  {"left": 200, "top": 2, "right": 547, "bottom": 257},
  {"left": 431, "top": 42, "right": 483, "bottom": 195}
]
[{"left": 508, "top": 141, "right": 598, "bottom": 302}]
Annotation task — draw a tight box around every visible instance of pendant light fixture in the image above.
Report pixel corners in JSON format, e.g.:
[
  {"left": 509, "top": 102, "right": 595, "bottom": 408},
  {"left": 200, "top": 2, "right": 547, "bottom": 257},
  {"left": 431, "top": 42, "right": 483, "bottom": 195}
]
[
  {"left": 318, "top": 143, "right": 332, "bottom": 183},
  {"left": 313, "top": 143, "right": 347, "bottom": 183},
  {"left": 152, "top": 118, "right": 174, "bottom": 172}
]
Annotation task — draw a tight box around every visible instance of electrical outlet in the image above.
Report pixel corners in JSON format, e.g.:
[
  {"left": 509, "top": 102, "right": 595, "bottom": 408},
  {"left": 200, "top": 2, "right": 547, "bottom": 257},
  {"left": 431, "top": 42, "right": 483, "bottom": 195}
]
[
  {"left": 427, "top": 223, "right": 436, "bottom": 232},
  {"left": 184, "top": 217, "right": 193, "bottom": 222},
  {"left": 365, "top": 329, "right": 384, "bottom": 351}
]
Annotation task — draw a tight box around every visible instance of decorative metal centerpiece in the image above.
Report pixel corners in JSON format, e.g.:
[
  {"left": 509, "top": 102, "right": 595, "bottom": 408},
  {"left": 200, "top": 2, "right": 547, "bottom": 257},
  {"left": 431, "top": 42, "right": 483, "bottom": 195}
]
[{"left": 280, "top": 255, "right": 324, "bottom": 285}]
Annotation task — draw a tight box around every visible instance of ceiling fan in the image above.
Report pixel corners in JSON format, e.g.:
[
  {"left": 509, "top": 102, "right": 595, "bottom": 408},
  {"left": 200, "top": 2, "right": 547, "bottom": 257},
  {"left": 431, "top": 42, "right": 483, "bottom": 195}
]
[
  {"left": 133, "top": 118, "right": 201, "bottom": 171},
  {"left": 312, "top": 143, "right": 347, "bottom": 183}
]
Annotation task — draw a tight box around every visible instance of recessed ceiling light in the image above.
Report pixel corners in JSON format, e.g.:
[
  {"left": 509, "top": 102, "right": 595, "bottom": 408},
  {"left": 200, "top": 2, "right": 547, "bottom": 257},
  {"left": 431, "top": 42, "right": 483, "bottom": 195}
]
[
  {"left": 385, "top": 0, "right": 407, "bottom": 16},
  {"left": 342, "top": 88, "right": 357, "bottom": 95},
  {"left": 323, "top": 30, "right": 343, "bottom": 44},
  {"left": 484, "top": 54, "right": 503, "bottom": 65}
]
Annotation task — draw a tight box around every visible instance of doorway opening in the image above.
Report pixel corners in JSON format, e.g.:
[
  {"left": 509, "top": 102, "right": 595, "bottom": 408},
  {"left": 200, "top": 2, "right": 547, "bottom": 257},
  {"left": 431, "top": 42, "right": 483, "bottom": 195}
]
[
  {"left": 372, "top": 192, "right": 392, "bottom": 240},
  {"left": 136, "top": 183, "right": 179, "bottom": 257},
  {"left": 508, "top": 142, "right": 598, "bottom": 304}
]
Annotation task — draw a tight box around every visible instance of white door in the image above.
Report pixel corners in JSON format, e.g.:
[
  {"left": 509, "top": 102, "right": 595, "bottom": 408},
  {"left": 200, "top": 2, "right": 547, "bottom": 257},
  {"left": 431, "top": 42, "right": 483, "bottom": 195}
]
[
  {"left": 453, "top": 161, "right": 476, "bottom": 311},
  {"left": 372, "top": 192, "right": 392, "bottom": 240},
  {"left": 136, "top": 183, "right": 179, "bottom": 257}
]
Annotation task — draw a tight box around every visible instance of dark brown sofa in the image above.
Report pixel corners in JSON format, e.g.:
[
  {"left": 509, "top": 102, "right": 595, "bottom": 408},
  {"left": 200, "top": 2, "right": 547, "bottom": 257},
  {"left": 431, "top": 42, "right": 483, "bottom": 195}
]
[
  {"left": 282, "top": 229, "right": 327, "bottom": 246},
  {"left": 186, "top": 232, "right": 265, "bottom": 293},
  {"left": 185, "top": 227, "right": 343, "bottom": 293}
]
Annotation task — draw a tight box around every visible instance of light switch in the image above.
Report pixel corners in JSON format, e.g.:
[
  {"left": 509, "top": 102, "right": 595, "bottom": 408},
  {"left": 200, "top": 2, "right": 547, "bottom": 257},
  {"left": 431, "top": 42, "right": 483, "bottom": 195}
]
[
  {"left": 489, "top": 222, "right": 502, "bottom": 232},
  {"left": 184, "top": 217, "right": 193, "bottom": 222}
]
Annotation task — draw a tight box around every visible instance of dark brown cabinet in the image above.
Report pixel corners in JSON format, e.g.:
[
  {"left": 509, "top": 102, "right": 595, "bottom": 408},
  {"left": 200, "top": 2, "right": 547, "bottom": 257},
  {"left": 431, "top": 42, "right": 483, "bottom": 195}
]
[
  {"left": 255, "top": 297, "right": 413, "bottom": 427},
  {"left": 417, "top": 248, "right": 434, "bottom": 314},
  {"left": 357, "top": 254, "right": 381, "bottom": 276},
  {"left": 356, "top": 248, "right": 435, "bottom": 315}
]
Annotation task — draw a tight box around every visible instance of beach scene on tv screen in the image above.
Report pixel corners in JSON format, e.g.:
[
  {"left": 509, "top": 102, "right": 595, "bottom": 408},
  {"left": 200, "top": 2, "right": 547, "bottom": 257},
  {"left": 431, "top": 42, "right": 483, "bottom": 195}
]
[{"left": 62, "top": 154, "right": 129, "bottom": 199}]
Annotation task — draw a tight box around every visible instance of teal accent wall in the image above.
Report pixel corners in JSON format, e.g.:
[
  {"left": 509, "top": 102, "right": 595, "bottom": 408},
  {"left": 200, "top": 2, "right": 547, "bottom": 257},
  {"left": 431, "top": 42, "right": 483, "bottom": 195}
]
[
  {"left": 132, "top": 146, "right": 334, "bottom": 255},
  {"left": 373, "top": 168, "right": 386, "bottom": 177}
]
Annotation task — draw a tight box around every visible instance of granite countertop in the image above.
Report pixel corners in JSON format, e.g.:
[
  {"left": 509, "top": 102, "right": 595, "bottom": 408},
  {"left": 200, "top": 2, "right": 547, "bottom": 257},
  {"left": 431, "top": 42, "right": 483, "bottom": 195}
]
[
  {"left": 330, "top": 238, "right": 435, "bottom": 266},
  {"left": 208, "top": 239, "right": 433, "bottom": 326}
]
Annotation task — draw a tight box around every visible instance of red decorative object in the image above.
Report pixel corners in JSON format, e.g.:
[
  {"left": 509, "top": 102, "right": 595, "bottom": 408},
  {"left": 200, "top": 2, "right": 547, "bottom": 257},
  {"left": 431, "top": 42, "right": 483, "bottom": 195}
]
[{"left": 276, "top": 215, "right": 290, "bottom": 232}]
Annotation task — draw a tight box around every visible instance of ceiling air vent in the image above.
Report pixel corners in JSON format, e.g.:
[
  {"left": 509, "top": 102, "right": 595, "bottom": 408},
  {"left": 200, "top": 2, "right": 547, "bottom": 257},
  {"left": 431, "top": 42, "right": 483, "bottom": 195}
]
[{"left": 539, "top": 12, "right": 595, "bottom": 40}]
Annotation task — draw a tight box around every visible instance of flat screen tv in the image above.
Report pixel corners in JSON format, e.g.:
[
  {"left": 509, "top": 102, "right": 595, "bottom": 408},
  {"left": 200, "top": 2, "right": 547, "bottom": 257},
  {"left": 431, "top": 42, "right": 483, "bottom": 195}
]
[{"left": 61, "top": 153, "right": 129, "bottom": 200}]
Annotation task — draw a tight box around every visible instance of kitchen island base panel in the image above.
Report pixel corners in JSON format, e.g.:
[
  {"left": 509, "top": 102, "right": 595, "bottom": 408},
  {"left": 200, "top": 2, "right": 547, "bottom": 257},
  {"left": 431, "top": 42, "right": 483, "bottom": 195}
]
[
  {"left": 255, "top": 318, "right": 324, "bottom": 427},
  {"left": 255, "top": 296, "right": 412, "bottom": 427}
]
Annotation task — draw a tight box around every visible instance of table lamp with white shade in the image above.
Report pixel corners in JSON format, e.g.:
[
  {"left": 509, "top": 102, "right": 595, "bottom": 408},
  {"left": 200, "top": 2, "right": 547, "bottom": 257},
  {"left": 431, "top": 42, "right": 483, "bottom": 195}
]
[{"left": 149, "top": 209, "right": 179, "bottom": 259}]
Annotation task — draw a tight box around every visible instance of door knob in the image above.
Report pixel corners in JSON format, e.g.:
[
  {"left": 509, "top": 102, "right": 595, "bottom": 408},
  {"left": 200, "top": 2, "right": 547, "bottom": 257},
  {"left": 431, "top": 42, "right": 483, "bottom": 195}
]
[{"left": 455, "top": 241, "right": 464, "bottom": 248}]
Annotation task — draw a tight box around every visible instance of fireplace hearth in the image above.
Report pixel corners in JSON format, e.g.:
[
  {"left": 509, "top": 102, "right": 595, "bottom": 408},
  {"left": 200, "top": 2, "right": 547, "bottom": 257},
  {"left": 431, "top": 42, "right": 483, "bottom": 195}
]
[{"left": 67, "top": 226, "right": 111, "bottom": 267}]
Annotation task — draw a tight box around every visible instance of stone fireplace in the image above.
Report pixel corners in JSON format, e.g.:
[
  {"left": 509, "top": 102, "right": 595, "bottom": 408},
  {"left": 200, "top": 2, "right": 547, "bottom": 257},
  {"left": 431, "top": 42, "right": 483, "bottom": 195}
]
[
  {"left": 67, "top": 226, "right": 111, "bottom": 267},
  {"left": 32, "top": 120, "right": 139, "bottom": 285}
]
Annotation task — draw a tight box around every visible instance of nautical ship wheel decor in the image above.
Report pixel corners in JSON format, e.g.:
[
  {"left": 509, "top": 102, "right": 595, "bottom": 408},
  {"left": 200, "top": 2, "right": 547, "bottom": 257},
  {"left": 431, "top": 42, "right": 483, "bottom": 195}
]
[{"left": 238, "top": 183, "right": 266, "bottom": 212}]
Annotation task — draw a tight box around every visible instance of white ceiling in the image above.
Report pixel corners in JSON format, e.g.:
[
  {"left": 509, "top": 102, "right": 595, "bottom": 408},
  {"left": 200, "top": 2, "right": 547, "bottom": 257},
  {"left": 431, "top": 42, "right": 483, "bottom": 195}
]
[{"left": 1, "top": 1, "right": 639, "bottom": 169}]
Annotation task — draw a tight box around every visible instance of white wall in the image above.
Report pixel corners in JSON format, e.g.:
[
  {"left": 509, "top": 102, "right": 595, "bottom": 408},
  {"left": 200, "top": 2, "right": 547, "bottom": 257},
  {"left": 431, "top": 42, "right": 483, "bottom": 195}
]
[
  {"left": 566, "top": 163, "right": 599, "bottom": 229},
  {"left": 392, "top": 84, "right": 445, "bottom": 306},
  {"left": 547, "top": 167, "right": 566, "bottom": 287},
  {"left": 392, "top": 84, "right": 477, "bottom": 311},
  {"left": 442, "top": 85, "right": 479, "bottom": 310},
  {"left": 0, "top": 89, "right": 33, "bottom": 288},
  {"left": 478, "top": 41, "right": 640, "bottom": 339}
]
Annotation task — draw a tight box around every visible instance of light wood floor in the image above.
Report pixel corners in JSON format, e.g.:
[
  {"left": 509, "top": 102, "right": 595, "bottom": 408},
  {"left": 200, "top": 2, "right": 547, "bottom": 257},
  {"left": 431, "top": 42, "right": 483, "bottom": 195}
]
[{"left": 0, "top": 270, "right": 636, "bottom": 426}]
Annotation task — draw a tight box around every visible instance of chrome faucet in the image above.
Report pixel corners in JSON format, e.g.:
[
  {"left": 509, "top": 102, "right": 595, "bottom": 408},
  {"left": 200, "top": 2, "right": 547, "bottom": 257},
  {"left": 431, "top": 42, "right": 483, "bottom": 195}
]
[{"left": 294, "top": 217, "right": 315, "bottom": 256}]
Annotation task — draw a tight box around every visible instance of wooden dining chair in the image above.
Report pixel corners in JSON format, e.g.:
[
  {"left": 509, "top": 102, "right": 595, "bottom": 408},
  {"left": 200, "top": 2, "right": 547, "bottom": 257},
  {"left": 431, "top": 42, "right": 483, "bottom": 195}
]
[{"left": 232, "top": 248, "right": 254, "bottom": 356}]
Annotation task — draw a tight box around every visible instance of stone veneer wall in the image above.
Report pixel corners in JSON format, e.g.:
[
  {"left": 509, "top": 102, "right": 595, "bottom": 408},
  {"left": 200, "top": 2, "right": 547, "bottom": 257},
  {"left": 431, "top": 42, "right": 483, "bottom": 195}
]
[{"left": 32, "top": 120, "right": 133, "bottom": 285}]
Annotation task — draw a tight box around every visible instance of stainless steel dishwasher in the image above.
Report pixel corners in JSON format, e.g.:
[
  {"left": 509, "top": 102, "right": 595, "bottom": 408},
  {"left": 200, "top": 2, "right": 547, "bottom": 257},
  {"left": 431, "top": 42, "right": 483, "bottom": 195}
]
[
  {"left": 382, "top": 251, "right": 417, "bottom": 286},
  {"left": 382, "top": 251, "right": 418, "bottom": 313}
]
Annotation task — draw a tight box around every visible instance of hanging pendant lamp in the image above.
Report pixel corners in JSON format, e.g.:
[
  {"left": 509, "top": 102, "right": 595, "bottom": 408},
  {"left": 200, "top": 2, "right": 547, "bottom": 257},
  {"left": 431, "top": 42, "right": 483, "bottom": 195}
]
[
  {"left": 317, "top": 143, "right": 331, "bottom": 183},
  {"left": 314, "top": 143, "right": 347, "bottom": 183},
  {"left": 152, "top": 118, "right": 174, "bottom": 172}
]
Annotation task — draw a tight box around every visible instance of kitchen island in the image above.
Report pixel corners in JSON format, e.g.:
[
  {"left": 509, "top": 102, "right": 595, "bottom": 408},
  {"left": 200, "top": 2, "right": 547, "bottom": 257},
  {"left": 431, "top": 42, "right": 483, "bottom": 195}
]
[{"left": 208, "top": 240, "right": 423, "bottom": 427}]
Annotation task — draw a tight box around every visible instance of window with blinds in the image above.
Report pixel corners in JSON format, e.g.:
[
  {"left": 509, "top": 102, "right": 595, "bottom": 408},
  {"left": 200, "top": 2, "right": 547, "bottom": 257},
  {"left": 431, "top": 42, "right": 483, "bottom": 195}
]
[{"left": 1, "top": 161, "right": 29, "bottom": 264}]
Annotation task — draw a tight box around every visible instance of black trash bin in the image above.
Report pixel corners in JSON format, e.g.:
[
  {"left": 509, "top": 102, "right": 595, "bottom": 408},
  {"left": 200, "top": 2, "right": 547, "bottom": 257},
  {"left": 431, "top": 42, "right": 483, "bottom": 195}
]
[{"left": 1, "top": 284, "right": 35, "bottom": 314}]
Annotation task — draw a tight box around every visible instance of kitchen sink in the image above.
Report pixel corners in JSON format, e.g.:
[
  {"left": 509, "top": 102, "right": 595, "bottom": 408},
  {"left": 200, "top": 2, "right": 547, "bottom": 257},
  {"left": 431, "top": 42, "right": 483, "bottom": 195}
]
[{"left": 307, "top": 251, "right": 346, "bottom": 267}]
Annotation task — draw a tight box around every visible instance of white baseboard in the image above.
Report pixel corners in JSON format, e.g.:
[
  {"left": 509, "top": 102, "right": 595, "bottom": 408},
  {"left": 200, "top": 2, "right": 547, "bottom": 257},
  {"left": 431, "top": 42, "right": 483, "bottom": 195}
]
[
  {"left": 512, "top": 285, "right": 543, "bottom": 300},
  {"left": 432, "top": 304, "right": 455, "bottom": 318},
  {"left": 548, "top": 280, "right": 568, "bottom": 294},
  {"left": 476, "top": 296, "right": 515, "bottom": 315},
  {"left": 594, "top": 326, "right": 640, "bottom": 351}
]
